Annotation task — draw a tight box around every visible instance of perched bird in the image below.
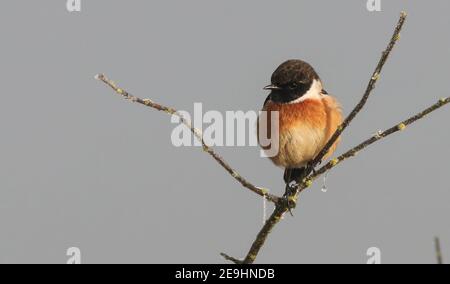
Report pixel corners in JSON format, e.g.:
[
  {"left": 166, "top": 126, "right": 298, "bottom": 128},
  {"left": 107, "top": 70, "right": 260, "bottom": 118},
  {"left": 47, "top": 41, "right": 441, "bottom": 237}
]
[{"left": 258, "top": 60, "right": 343, "bottom": 185}]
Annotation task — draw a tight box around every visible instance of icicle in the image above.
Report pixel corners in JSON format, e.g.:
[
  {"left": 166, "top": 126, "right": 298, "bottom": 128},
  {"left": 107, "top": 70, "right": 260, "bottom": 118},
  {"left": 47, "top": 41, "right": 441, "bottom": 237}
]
[{"left": 321, "top": 172, "right": 329, "bottom": 193}]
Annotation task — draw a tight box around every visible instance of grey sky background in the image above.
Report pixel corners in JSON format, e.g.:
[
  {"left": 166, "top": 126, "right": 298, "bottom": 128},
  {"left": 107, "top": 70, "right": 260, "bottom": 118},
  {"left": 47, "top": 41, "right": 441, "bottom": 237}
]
[{"left": 0, "top": 0, "right": 449, "bottom": 264}]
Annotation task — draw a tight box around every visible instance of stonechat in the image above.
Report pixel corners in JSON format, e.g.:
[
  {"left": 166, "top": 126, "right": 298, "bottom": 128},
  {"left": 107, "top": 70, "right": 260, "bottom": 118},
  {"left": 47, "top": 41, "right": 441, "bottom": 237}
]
[{"left": 259, "top": 60, "right": 343, "bottom": 185}]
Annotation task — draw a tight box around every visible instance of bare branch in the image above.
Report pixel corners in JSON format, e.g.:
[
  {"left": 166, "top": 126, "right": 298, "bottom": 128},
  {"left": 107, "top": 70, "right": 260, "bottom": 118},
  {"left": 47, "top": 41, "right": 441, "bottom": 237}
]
[
  {"left": 220, "top": 253, "right": 243, "bottom": 264},
  {"left": 435, "top": 237, "right": 444, "bottom": 264},
  {"left": 308, "top": 97, "right": 450, "bottom": 183},
  {"left": 242, "top": 206, "right": 287, "bottom": 264},
  {"left": 302, "top": 11, "right": 408, "bottom": 180},
  {"left": 238, "top": 12, "right": 409, "bottom": 264},
  {"left": 95, "top": 74, "right": 280, "bottom": 204}
]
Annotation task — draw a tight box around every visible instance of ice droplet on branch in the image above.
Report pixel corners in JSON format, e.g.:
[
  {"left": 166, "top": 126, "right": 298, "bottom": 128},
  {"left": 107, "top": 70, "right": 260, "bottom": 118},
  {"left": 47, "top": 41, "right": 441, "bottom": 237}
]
[{"left": 321, "top": 172, "right": 329, "bottom": 193}]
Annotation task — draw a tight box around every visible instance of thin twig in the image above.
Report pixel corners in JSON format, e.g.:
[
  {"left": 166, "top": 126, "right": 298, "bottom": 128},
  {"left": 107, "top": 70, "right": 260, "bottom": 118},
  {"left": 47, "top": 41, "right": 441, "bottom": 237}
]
[
  {"left": 95, "top": 74, "right": 280, "bottom": 204},
  {"left": 231, "top": 12, "right": 409, "bottom": 264},
  {"left": 302, "top": 11, "right": 408, "bottom": 181},
  {"left": 435, "top": 237, "right": 444, "bottom": 264},
  {"left": 219, "top": 253, "right": 243, "bottom": 264},
  {"left": 242, "top": 204, "right": 287, "bottom": 263},
  {"left": 308, "top": 97, "right": 450, "bottom": 183}
]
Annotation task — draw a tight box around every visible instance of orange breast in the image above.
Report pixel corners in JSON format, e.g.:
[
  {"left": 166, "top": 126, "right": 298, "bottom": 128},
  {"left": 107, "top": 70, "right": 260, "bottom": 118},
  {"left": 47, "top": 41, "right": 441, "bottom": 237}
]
[{"left": 258, "top": 96, "right": 342, "bottom": 168}]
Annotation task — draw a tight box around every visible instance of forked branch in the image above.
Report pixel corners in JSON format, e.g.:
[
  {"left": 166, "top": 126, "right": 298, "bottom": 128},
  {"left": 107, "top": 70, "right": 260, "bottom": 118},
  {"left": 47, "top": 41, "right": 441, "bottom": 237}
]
[
  {"left": 231, "top": 12, "right": 410, "bottom": 264},
  {"left": 95, "top": 74, "right": 279, "bottom": 204},
  {"left": 96, "top": 12, "right": 450, "bottom": 264}
]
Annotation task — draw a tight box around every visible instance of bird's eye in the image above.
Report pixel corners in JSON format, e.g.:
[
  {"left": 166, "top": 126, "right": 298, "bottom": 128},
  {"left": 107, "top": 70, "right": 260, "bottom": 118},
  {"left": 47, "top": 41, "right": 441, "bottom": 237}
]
[{"left": 288, "top": 83, "right": 298, "bottom": 90}]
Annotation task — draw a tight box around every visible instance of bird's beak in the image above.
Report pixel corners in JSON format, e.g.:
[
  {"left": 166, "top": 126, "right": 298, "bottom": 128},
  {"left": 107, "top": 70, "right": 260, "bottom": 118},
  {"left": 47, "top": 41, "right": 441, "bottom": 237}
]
[{"left": 264, "top": 84, "right": 280, "bottom": 91}]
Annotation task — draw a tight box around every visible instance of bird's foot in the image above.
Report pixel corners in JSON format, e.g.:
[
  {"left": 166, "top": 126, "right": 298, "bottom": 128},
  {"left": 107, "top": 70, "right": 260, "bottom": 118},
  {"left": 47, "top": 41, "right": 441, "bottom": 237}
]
[
  {"left": 306, "top": 161, "right": 318, "bottom": 176},
  {"left": 283, "top": 182, "right": 298, "bottom": 216}
]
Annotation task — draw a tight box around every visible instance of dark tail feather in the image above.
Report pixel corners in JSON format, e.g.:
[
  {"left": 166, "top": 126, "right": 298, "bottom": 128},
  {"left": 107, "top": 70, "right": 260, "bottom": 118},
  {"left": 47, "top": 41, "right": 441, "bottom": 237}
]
[{"left": 283, "top": 167, "right": 306, "bottom": 184}]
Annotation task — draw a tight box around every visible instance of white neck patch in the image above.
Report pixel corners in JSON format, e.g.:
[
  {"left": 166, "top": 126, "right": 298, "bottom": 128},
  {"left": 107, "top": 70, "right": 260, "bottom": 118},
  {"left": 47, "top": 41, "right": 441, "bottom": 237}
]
[{"left": 288, "top": 79, "right": 323, "bottom": 104}]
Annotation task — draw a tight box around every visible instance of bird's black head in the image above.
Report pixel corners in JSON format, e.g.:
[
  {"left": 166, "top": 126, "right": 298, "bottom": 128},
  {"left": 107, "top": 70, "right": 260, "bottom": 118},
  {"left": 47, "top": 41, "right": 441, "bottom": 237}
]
[{"left": 264, "top": 60, "right": 321, "bottom": 104}]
